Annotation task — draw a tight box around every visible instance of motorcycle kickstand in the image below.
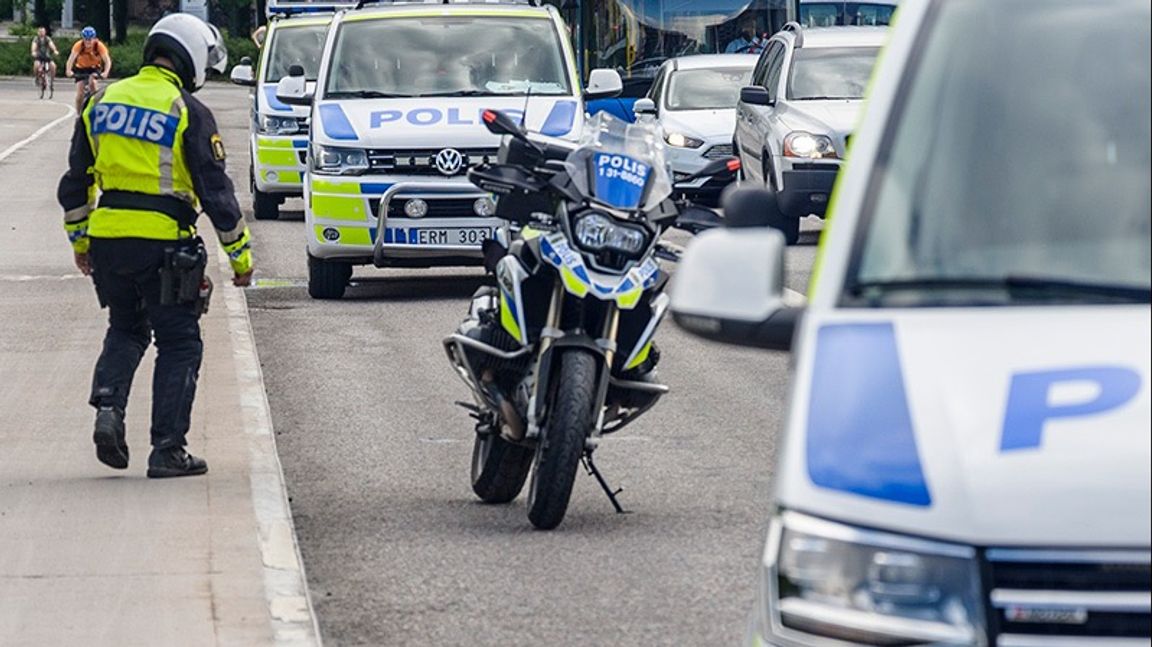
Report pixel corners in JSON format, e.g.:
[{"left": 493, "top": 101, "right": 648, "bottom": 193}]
[{"left": 582, "top": 450, "right": 629, "bottom": 514}]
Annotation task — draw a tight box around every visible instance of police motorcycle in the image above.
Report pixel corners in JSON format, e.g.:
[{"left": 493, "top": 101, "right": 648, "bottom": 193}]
[{"left": 443, "top": 109, "right": 736, "bottom": 529}]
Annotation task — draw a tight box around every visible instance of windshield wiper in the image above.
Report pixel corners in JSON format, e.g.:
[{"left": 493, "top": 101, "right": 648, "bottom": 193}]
[
  {"left": 799, "top": 95, "right": 858, "bottom": 101},
  {"left": 326, "top": 90, "right": 415, "bottom": 99},
  {"left": 416, "top": 90, "right": 491, "bottom": 97},
  {"left": 849, "top": 276, "right": 1151, "bottom": 304}
]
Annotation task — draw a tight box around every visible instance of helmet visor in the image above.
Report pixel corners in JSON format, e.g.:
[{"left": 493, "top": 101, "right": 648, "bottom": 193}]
[{"left": 206, "top": 25, "right": 228, "bottom": 74}]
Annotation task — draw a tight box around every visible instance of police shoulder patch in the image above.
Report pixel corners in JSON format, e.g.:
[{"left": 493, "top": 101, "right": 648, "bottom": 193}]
[{"left": 210, "top": 134, "right": 226, "bottom": 161}]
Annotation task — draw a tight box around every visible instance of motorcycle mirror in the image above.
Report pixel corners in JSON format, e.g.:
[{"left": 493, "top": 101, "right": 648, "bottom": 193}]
[
  {"left": 482, "top": 109, "right": 529, "bottom": 141},
  {"left": 685, "top": 157, "right": 740, "bottom": 182},
  {"left": 722, "top": 186, "right": 792, "bottom": 236}
]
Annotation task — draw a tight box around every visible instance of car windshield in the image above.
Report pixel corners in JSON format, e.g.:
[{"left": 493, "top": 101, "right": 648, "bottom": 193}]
[
  {"left": 799, "top": 2, "right": 897, "bottom": 27},
  {"left": 788, "top": 46, "right": 879, "bottom": 100},
  {"left": 848, "top": 0, "right": 1151, "bottom": 306},
  {"left": 264, "top": 23, "right": 328, "bottom": 82},
  {"left": 665, "top": 67, "right": 753, "bottom": 111},
  {"left": 325, "top": 16, "right": 572, "bottom": 98}
]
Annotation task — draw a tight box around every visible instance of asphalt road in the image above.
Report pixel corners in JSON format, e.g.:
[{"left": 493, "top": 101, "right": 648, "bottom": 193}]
[{"left": 11, "top": 78, "right": 823, "bottom": 646}]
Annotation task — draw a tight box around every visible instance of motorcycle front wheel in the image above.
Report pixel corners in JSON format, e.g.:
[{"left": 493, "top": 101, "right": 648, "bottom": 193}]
[
  {"left": 471, "top": 430, "right": 534, "bottom": 504},
  {"left": 526, "top": 349, "right": 597, "bottom": 530}
]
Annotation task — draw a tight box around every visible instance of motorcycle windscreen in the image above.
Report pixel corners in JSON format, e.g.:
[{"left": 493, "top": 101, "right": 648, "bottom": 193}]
[{"left": 590, "top": 152, "right": 652, "bottom": 211}]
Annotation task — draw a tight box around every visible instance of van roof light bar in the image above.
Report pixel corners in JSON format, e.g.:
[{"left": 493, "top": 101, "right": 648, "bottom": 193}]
[
  {"left": 267, "top": 0, "right": 358, "bottom": 17},
  {"left": 353, "top": 0, "right": 538, "bottom": 9}
]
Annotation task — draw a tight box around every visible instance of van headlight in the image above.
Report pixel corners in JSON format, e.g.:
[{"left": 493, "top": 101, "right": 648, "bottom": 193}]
[
  {"left": 755, "top": 511, "right": 986, "bottom": 646},
  {"left": 259, "top": 114, "right": 302, "bottom": 135},
  {"left": 783, "top": 131, "right": 838, "bottom": 159},
  {"left": 574, "top": 212, "right": 650, "bottom": 257},
  {"left": 311, "top": 144, "right": 369, "bottom": 176}
]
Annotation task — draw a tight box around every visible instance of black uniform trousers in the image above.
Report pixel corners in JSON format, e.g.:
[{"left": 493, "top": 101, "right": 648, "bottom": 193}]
[{"left": 88, "top": 237, "right": 202, "bottom": 450}]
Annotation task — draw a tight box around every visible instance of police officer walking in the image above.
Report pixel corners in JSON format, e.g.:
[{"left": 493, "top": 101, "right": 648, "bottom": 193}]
[{"left": 57, "top": 14, "right": 254, "bottom": 478}]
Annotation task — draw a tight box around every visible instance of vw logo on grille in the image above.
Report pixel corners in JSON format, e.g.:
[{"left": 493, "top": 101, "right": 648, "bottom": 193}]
[{"left": 434, "top": 148, "right": 466, "bottom": 176}]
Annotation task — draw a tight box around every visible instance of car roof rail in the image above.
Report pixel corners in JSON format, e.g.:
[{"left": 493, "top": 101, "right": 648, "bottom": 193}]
[
  {"left": 780, "top": 20, "right": 803, "bottom": 47},
  {"left": 353, "top": 0, "right": 538, "bottom": 9},
  {"left": 266, "top": 0, "right": 358, "bottom": 17}
]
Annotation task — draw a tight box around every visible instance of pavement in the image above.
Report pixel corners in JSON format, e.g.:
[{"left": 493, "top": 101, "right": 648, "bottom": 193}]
[
  {"left": 0, "top": 81, "right": 319, "bottom": 646},
  {"left": 204, "top": 85, "right": 824, "bottom": 644},
  {"left": 0, "top": 77, "right": 825, "bottom": 646}
]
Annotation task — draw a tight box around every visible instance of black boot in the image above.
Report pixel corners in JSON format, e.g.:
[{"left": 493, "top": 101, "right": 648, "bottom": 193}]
[
  {"left": 93, "top": 406, "right": 129, "bottom": 470},
  {"left": 146, "top": 447, "right": 208, "bottom": 479}
]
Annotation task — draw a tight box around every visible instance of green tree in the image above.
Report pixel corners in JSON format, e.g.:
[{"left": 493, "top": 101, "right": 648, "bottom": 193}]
[{"left": 33, "top": 0, "right": 51, "bottom": 27}]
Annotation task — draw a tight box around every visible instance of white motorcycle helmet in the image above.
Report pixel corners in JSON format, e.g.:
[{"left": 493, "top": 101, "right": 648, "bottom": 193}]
[{"left": 142, "top": 14, "right": 228, "bottom": 93}]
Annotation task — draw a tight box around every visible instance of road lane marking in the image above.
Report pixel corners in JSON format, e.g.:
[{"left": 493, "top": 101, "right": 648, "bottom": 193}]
[
  {"left": 0, "top": 101, "right": 74, "bottom": 164},
  {"left": 214, "top": 246, "right": 323, "bottom": 647}
]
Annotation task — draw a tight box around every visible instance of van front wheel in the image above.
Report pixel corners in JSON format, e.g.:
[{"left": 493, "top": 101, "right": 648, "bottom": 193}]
[{"left": 308, "top": 255, "right": 351, "bottom": 299}]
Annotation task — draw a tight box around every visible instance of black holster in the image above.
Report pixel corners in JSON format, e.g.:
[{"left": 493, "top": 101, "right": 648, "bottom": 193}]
[{"left": 160, "top": 239, "right": 208, "bottom": 309}]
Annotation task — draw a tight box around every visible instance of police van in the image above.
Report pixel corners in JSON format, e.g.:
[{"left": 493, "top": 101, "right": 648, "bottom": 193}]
[
  {"left": 671, "top": 0, "right": 1151, "bottom": 644},
  {"left": 230, "top": 0, "right": 349, "bottom": 220},
  {"left": 275, "top": 0, "right": 623, "bottom": 299}
]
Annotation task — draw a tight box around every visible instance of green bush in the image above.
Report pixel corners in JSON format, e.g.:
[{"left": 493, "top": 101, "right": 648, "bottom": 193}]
[
  {"left": 0, "top": 31, "right": 258, "bottom": 78},
  {"left": 8, "top": 23, "right": 38, "bottom": 37}
]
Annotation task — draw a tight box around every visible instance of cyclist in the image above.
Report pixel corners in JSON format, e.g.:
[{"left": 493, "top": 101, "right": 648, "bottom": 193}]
[
  {"left": 66, "top": 26, "right": 112, "bottom": 114},
  {"left": 31, "top": 27, "right": 59, "bottom": 87}
]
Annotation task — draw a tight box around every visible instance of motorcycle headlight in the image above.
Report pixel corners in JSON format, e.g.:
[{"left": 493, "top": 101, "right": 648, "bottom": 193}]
[
  {"left": 574, "top": 212, "right": 649, "bottom": 257},
  {"left": 783, "top": 131, "right": 838, "bottom": 159},
  {"left": 259, "top": 114, "right": 301, "bottom": 135},
  {"left": 755, "top": 511, "right": 986, "bottom": 646},
  {"left": 665, "top": 132, "right": 705, "bottom": 149},
  {"left": 311, "top": 144, "right": 369, "bottom": 176}
]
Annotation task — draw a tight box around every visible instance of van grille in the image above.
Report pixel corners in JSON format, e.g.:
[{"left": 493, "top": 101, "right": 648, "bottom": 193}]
[
  {"left": 986, "top": 549, "right": 1151, "bottom": 645},
  {"left": 366, "top": 148, "right": 499, "bottom": 176}
]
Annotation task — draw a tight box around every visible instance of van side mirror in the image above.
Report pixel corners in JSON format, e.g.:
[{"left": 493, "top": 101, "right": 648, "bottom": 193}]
[
  {"left": 670, "top": 187, "right": 803, "bottom": 351},
  {"left": 633, "top": 97, "right": 657, "bottom": 117},
  {"left": 740, "top": 86, "right": 773, "bottom": 107},
  {"left": 585, "top": 68, "right": 624, "bottom": 100},
  {"left": 230, "top": 60, "right": 255, "bottom": 87},
  {"left": 276, "top": 67, "right": 313, "bottom": 106}
]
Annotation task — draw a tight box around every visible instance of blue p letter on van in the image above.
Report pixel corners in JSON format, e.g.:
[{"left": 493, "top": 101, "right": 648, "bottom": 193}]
[{"left": 1001, "top": 367, "right": 1141, "bottom": 451}]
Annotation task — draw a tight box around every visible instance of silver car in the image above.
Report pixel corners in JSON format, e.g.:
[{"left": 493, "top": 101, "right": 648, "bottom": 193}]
[
  {"left": 734, "top": 24, "right": 887, "bottom": 242},
  {"left": 635, "top": 54, "right": 758, "bottom": 206}
]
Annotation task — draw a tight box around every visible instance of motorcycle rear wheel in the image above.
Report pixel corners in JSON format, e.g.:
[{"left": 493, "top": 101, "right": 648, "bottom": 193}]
[
  {"left": 470, "top": 430, "right": 533, "bottom": 504},
  {"left": 526, "top": 349, "right": 597, "bottom": 530}
]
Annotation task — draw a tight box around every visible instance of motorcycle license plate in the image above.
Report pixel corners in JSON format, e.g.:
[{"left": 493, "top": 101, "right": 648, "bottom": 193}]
[{"left": 404, "top": 227, "right": 492, "bottom": 246}]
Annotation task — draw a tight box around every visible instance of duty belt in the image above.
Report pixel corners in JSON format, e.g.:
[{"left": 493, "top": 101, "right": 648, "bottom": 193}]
[{"left": 98, "top": 190, "right": 199, "bottom": 230}]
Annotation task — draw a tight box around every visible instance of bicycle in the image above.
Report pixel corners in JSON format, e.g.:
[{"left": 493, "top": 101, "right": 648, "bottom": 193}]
[{"left": 35, "top": 59, "right": 55, "bottom": 100}]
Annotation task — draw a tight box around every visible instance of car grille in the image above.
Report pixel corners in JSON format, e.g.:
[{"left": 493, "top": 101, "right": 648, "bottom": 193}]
[
  {"left": 704, "top": 143, "right": 734, "bottom": 160},
  {"left": 366, "top": 148, "right": 499, "bottom": 176},
  {"left": 985, "top": 549, "right": 1151, "bottom": 645},
  {"left": 367, "top": 197, "right": 481, "bottom": 220}
]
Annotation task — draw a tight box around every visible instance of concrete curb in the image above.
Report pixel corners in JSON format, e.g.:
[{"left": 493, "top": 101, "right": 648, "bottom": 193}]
[{"left": 215, "top": 246, "right": 324, "bottom": 647}]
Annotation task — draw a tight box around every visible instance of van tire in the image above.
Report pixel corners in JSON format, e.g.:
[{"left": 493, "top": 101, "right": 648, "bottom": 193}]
[
  {"left": 308, "top": 255, "right": 351, "bottom": 299},
  {"left": 253, "top": 187, "right": 281, "bottom": 221}
]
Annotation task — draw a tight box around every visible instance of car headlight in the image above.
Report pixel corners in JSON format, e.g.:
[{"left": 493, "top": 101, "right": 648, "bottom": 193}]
[
  {"left": 311, "top": 144, "right": 369, "bottom": 176},
  {"left": 259, "top": 114, "right": 302, "bottom": 135},
  {"left": 783, "top": 131, "right": 839, "bottom": 159},
  {"left": 574, "top": 212, "right": 650, "bottom": 257},
  {"left": 755, "top": 511, "right": 985, "bottom": 646},
  {"left": 665, "top": 132, "right": 705, "bottom": 148}
]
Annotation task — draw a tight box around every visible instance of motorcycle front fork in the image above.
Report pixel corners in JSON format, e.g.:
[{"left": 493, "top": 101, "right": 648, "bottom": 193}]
[{"left": 527, "top": 281, "right": 629, "bottom": 513}]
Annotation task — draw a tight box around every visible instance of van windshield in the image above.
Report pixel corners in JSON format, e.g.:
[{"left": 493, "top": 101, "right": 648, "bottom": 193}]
[
  {"left": 848, "top": 0, "right": 1151, "bottom": 306},
  {"left": 264, "top": 23, "right": 328, "bottom": 82},
  {"left": 325, "top": 16, "right": 572, "bottom": 98}
]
